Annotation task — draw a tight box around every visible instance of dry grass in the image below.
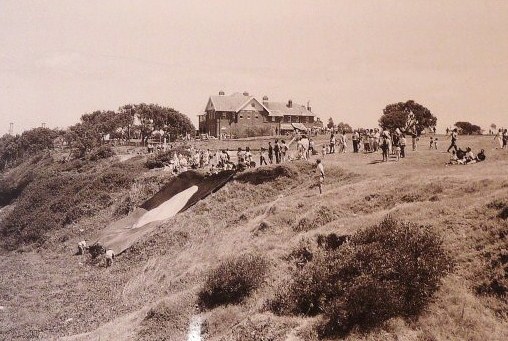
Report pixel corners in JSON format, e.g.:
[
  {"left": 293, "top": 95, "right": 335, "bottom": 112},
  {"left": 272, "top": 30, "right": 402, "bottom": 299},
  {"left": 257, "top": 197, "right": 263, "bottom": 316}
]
[{"left": 1, "top": 135, "right": 507, "bottom": 340}]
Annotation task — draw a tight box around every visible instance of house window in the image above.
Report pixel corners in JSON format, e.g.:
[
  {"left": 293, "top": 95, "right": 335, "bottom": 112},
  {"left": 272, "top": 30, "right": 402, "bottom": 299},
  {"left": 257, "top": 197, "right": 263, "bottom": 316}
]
[
  {"left": 251, "top": 103, "right": 255, "bottom": 107},
  {"left": 239, "top": 114, "right": 243, "bottom": 119},
  {"left": 247, "top": 115, "right": 251, "bottom": 119},
  {"left": 255, "top": 115, "right": 259, "bottom": 119}
]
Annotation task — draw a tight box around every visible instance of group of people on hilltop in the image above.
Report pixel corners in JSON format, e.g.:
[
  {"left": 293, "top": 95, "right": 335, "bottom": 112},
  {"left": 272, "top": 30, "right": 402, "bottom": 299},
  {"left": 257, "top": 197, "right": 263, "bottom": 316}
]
[
  {"left": 348, "top": 128, "right": 414, "bottom": 155},
  {"left": 328, "top": 133, "right": 347, "bottom": 154},
  {"left": 445, "top": 128, "right": 487, "bottom": 166}
]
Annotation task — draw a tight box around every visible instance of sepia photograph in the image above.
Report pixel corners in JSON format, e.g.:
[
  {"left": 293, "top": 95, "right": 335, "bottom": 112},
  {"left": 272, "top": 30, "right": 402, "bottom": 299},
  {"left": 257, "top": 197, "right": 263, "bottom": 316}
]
[{"left": 0, "top": 1, "right": 507, "bottom": 340}]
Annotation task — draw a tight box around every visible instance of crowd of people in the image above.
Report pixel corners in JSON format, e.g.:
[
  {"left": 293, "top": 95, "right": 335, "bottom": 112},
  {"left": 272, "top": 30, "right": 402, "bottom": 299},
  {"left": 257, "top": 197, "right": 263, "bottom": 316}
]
[{"left": 146, "top": 124, "right": 504, "bottom": 177}]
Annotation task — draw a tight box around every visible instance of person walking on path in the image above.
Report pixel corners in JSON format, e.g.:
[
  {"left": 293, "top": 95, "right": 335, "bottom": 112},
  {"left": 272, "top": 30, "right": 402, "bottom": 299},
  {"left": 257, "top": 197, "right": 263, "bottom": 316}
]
[{"left": 447, "top": 128, "right": 459, "bottom": 153}]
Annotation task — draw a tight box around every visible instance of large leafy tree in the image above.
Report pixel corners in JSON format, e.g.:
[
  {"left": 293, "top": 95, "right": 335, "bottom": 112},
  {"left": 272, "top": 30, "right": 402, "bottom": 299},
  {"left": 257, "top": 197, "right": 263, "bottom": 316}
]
[
  {"left": 327, "top": 117, "right": 335, "bottom": 129},
  {"left": 0, "top": 128, "right": 60, "bottom": 169},
  {"left": 455, "top": 121, "right": 482, "bottom": 135},
  {"left": 379, "top": 100, "right": 437, "bottom": 135},
  {"left": 336, "top": 122, "right": 353, "bottom": 133},
  {"left": 120, "top": 103, "right": 195, "bottom": 144}
]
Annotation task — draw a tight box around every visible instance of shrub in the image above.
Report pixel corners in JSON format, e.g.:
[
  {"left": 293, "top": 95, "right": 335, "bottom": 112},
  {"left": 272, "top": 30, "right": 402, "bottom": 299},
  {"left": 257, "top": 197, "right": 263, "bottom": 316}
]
[
  {"left": 145, "top": 147, "right": 191, "bottom": 169},
  {"left": 88, "top": 145, "right": 115, "bottom": 161},
  {"left": 293, "top": 206, "right": 338, "bottom": 232},
  {"left": 198, "top": 253, "right": 268, "bottom": 308},
  {"left": 269, "top": 216, "right": 452, "bottom": 337}
]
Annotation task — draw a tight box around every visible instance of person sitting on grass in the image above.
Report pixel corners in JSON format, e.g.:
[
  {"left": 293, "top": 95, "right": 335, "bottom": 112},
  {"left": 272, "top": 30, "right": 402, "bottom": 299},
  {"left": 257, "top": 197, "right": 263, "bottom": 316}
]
[
  {"left": 476, "top": 149, "right": 486, "bottom": 162},
  {"left": 446, "top": 150, "right": 459, "bottom": 166},
  {"left": 464, "top": 147, "right": 476, "bottom": 164}
]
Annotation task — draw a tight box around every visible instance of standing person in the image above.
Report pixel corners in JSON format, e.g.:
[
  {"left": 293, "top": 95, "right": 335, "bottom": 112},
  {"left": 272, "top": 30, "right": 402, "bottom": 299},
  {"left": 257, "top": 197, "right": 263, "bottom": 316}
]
[
  {"left": 281, "top": 140, "right": 288, "bottom": 162},
  {"left": 381, "top": 133, "right": 389, "bottom": 162},
  {"left": 260, "top": 147, "right": 268, "bottom": 165},
  {"left": 373, "top": 129, "right": 380, "bottom": 152},
  {"left": 268, "top": 142, "right": 274, "bottom": 163},
  {"left": 363, "top": 131, "right": 370, "bottom": 153},
  {"left": 352, "top": 130, "right": 359, "bottom": 153},
  {"left": 341, "top": 132, "right": 347, "bottom": 153},
  {"left": 321, "top": 144, "right": 326, "bottom": 158},
  {"left": 400, "top": 134, "right": 407, "bottom": 158},
  {"left": 77, "top": 240, "right": 87, "bottom": 255},
  {"left": 245, "top": 147, "right": 253, "bottom": 167},
  {"left": 300, "top": 135, "right": 310, "bottom": 160},
  {"left": 411, "top": 131, "right": 418, "bottom": 151},
  {"left": 105, "top": 249, "right": 115, "bottom": 267},
  {"left": 447, "top": 128, "right": 458, "bottom": 153},
  {"left": 329, "top": 134, "right": 336, "bottom": 153},
  {"left": 309, "top": 138, "right": 315, "bottom": 156},
  {"left": 494, "top": 129, "right": 503, "bottom": 149},
  {"left": 315, "top": 159, "right": 324, "bottom": 195},
  {"left": 237, "top": 147, "right": 245, "bottom": 166},
  {"left": 502, "top": 129, "right": 508, "bottom": 150},
  {"left": 274, "top": 139, "right": 281, "bottom": 164},
  {"left": 429, "top": 137, "right": 434, "bottom": 149},
  {"left": 392, "top": 132, "right": 401, "bottom": 161},
  {"left": 433, "top": 138, "right": 438, "bottom": 150}
]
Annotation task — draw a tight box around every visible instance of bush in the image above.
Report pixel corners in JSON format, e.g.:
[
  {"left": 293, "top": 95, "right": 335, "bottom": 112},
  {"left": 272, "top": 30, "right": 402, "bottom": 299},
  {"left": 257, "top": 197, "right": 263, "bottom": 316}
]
[
  {"left": 293, "top": 206, "right": 338, "bottom": 232},
  {"left": 198, "top": 254, "right": 268, "bottom": 308},
  {"left": 145, "top": 147, "right": 191, "bottom": 169},
  {"left": 88, "top": 145, "right": 115, "bottom": 161},
  {"left": 269, "top": 216, "right": 452, "bottom": 337}
]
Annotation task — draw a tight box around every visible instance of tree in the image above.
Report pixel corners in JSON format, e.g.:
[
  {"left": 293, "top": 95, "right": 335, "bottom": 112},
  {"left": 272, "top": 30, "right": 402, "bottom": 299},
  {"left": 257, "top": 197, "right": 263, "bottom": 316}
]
[
  {"left": 455, "top": 121, "right": 482, "bottom": 135},
  {"left": 336, "top": 122, "right": 353, "bottom": 133},
  {"left": 0, "top": 128, "right": 60, "bottom": 169},
  {"left": 121, "top": 103, "right": 195, "bottom": 144},
  {"left": 327, "top": 117, "right": 335, "bottom": 129},
  {"left": 379, "top": 100, "right": 437, "bottom": 135}
]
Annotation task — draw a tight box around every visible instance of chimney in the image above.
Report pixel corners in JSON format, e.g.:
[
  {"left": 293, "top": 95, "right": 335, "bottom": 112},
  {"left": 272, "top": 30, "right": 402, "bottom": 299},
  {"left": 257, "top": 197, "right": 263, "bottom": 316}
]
[
  {"left": 287, "top": 99, "right": 293, "bottom": 108},
  {"left": 219, "top": 91, "right": 225, "bottom": 96},
  {"left": 262, "top": 95, "right": 269, "bottom": 104},
  {"left": 243, "top": 91, "right": 249, "bottom": 96}
]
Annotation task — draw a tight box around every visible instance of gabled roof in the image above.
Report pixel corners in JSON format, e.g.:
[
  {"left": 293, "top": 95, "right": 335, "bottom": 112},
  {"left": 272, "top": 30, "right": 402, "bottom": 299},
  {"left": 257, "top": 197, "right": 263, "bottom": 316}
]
[
  {"left": 264, "top": 101, "right": 315, "bottom": 117},
  {"left": 208, "top": 93, "right": 256, "bottom": 112},
  {"left": 205, "top": 93, "right": 315, "bottom": 117}
]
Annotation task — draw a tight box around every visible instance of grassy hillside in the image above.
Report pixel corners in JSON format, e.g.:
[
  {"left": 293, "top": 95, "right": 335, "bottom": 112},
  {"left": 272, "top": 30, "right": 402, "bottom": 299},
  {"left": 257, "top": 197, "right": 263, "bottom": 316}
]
[{"left": 0, "top": 135, "right": 507, "bottom": 340}]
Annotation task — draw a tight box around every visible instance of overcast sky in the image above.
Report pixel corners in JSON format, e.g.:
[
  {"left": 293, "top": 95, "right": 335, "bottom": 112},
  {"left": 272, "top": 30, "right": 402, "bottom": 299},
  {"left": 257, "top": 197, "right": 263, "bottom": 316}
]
[{"left": 1, "top": 0, "right": 507, "bottom": 134}]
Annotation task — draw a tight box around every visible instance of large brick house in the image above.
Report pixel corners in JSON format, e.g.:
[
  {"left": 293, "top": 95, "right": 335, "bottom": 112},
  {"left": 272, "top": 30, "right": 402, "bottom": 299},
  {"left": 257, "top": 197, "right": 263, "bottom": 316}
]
[{"left": 198, "top": 91, "right": 322, "bottom": 137}]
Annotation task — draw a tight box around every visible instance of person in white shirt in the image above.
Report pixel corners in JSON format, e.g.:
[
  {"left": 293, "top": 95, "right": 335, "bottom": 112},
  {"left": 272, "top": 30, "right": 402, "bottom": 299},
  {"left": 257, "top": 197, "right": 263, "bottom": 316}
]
[
  {"left": 105, "top": 249, "right": 115, "bottom": 267},
  {"left": 316, "top": 159, "right": 324, "bottom": 195},
  {"left": 77, "top": 240, "right": 87, "bottom": 255}
]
